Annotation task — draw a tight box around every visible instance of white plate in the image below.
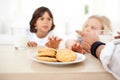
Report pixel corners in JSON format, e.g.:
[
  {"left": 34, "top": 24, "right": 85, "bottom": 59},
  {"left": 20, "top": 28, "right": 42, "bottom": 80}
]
[{"left": 30, "top": 52, "right": 86, "bottom": 65}]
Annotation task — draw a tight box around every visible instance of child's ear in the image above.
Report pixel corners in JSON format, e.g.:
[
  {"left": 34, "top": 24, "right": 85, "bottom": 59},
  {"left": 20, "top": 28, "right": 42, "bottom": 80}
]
[
  {"left": 34, "top": 24, "right": 37, "bottom": 29},
  {"left": 34, "top": 23, "right": 36, "bottom": 27},
  {"left": 35, "top": 27, "right": 37, "bottom": 29}
]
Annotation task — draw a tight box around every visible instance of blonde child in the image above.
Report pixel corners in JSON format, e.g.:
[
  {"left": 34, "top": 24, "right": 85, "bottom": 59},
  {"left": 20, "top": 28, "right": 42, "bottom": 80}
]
[
  {"left": 65, "top": 15, "right": 112, "bottom": 53},
  {"left": 27, "top": 6, "right": 62, "bottom": 49}
]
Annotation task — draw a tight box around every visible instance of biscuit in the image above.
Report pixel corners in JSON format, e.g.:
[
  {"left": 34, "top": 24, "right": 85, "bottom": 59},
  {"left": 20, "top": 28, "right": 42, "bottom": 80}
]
[
  {"left": 38, "top": 47, "right": 56, "bottom": 53},
  {"left": 36, "top": 56, "right": 58, "bottom": 62},
  {"left": 37, "top": 47, "right": 57, "bottom": 57},
  {"left": 37, "top": 52, "right": 56, "bottom": 57},
  {"left": 56, "top": 48, "right": 77, "bottom": 62},
  {"left": 36, "top": 47, "right": 57, "bottom": 62}
]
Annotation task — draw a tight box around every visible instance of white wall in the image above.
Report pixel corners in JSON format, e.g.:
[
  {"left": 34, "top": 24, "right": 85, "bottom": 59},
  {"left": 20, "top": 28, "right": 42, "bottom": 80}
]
[
  {"left": 0, "top": 0, "right": 94, "bottom": 35},
  {"left": 92, "top": 0, "right": 120, "bottom": 32},
  {"left": 0, "top": 0, "right": 120, "bottom": 44}
]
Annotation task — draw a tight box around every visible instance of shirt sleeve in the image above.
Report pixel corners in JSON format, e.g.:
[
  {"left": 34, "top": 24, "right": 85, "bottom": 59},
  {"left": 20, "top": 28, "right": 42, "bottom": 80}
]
[{"left": 100, "top": 39, "right": 120, "bottom": 79}]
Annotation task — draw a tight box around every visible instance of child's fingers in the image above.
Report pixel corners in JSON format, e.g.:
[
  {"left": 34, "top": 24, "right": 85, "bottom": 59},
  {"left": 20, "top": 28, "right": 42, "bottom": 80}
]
[
  {"left": 27, "top": 42, "right": 31, "bottom": 47},
  {"left": 114, "top": 36, "right": 120, "bottom": 39},
  {"left": 114, "top": 32, "right": 120, "bottom": 39},
  {"left": 45, "top": 42, "right": 51, "bottom": 47},
  {"left": 27, "top": 42, "right": 37, "bottom": 47},
  {"left": 118, "top": 31, "right": 120, "bottom": 34},
  {"left": 76, "top": 30, "right": 83, "bottom": 36}
]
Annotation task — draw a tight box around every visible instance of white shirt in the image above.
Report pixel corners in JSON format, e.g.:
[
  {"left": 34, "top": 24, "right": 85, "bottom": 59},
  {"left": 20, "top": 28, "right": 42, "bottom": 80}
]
[
  {"left": 27, "top": 30, "right": 54, "bottom": 47},
  {"left": 100, "top": 39, "right": 120, "bottom": 80}
]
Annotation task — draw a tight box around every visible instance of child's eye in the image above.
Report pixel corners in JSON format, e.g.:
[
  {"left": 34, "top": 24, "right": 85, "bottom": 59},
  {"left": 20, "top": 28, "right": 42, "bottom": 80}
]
[
  {"left": 91, "top": 26, "right": 96, "bottom": 30},
  {"left": 40, "top": 18, "right": 44, "bottom": 20},
  {"left": 47, "top": 18, "right": 52, "bottom": 21}
]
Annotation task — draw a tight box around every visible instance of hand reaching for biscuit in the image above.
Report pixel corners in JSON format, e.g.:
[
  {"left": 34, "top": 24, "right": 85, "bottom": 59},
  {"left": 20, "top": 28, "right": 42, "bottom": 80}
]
[
  {"left": 27, "top": 41, "right": 37, "bottom": 47},
  {"left": 71, "top": 41, "right": 84, "bottom": 54},
  {"left": 45, "top": 36, "right": 62, "bottom": 49}
]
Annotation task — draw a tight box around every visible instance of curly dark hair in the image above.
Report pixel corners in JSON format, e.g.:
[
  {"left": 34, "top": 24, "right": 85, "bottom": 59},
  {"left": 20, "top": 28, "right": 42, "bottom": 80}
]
[{"left": 30, "top": 6, "right": 55, "bottom": 33}]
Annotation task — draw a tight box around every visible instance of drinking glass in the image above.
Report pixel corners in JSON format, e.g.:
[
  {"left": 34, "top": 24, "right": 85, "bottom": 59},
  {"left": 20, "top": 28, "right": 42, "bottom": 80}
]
[
  {"left": 11, "top": 27, "right": 28, "bottom": 50},
  {"left": 96, "top": 30, "right": 112, "bottom": 43}
]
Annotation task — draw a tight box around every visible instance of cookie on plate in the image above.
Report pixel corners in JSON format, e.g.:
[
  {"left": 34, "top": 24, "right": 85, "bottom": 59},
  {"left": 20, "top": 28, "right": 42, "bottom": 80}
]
[
  {"left": 36, "top": 47, "right": 57, "bottom": 62},
  {"left": 36, "top": 56, "right": 58, "bottom": 62},
  {"left": 56, "top": 48, "right": 77, "bottom": 62},
  {"left": 38, "top": 47, "right": 56, "bottom": 53},
  {"left": 37, "top": 47, "right": 57, "bottom": 57}
]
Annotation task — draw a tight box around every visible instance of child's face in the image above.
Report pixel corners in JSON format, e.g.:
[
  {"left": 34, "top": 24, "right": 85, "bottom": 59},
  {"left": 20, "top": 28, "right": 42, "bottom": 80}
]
[
  {"left": 34, "top": 12, "right": 52, "bottom": 33},
  {"left": 83, "top": 18, "right": 102, "bottom": 33}
]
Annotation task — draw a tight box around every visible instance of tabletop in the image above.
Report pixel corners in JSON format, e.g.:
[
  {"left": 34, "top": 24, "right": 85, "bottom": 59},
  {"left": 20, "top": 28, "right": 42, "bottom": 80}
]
[{"left": 0, "top": 45, "right": 115, "bottom": 80}]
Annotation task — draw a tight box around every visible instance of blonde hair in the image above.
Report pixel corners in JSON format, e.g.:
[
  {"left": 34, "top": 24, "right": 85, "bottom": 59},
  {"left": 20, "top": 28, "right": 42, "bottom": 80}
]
[{"left": 83, "top": 15, "right": 112, "bottom": 31}]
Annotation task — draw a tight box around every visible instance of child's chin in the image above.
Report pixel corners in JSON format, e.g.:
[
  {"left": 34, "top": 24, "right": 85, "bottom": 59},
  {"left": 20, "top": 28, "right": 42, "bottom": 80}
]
[{"left": 42, "top": 30, "right": 49, "bottom": 32}]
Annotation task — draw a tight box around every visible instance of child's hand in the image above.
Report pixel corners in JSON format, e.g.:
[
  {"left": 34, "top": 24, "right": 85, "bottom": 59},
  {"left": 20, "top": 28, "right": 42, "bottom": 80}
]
[
  {"left": 114, "top": 31, "right": 120, "bottom": 39},
  {"left": 45, "top": 36, "right": 62, "bottom": 49},
  {"left": 71, "top": 41, "right": 84, "bottom": 54},
  {"left": 81, "top": 41, "right": 91, "bottom": 53},
  {"left": 27, "top": 41, "right": 37, "bottom": 47}
]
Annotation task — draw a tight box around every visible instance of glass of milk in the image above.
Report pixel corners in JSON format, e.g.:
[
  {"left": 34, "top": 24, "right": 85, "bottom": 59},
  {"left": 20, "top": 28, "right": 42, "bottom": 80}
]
[
  {"left": 96, "top": 30, "right": 112, "bottom": 43},
  {"left": 11, "top": 27, "right": 28, "bottom": 50}
]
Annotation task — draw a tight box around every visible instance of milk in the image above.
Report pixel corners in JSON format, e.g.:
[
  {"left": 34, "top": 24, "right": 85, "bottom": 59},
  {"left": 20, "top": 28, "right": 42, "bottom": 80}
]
[
  {"left": 11, "top": 27, "right": 28, "bottom": 49},
  {"left": 13, "top": 35, "right": 28, "bottom": 49},
  {"left": 98, "top": 35, "right": 112, "bottom": 43},
  {"left": 97, "top": 30, "right": 112, "bottom": 43}
]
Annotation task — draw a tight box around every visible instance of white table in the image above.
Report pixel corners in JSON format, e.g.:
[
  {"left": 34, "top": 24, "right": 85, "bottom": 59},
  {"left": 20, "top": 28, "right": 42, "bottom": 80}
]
[{"left": 0, "top": 45, "right": 115, "bottom": 80}]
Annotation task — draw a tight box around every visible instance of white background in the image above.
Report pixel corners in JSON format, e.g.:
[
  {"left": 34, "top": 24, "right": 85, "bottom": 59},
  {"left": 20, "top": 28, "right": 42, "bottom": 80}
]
[{"left": 0, "top": 0, "right": 120, "bottom": 44}]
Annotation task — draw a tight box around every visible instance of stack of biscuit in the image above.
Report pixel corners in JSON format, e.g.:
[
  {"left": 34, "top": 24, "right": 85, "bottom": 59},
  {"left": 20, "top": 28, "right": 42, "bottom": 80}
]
[
  {"left": 36, "top": 48, "right": 77, "bottom": 62},
  {"left": 36, "top": 47, "right": 58, "bottom": 62}
]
